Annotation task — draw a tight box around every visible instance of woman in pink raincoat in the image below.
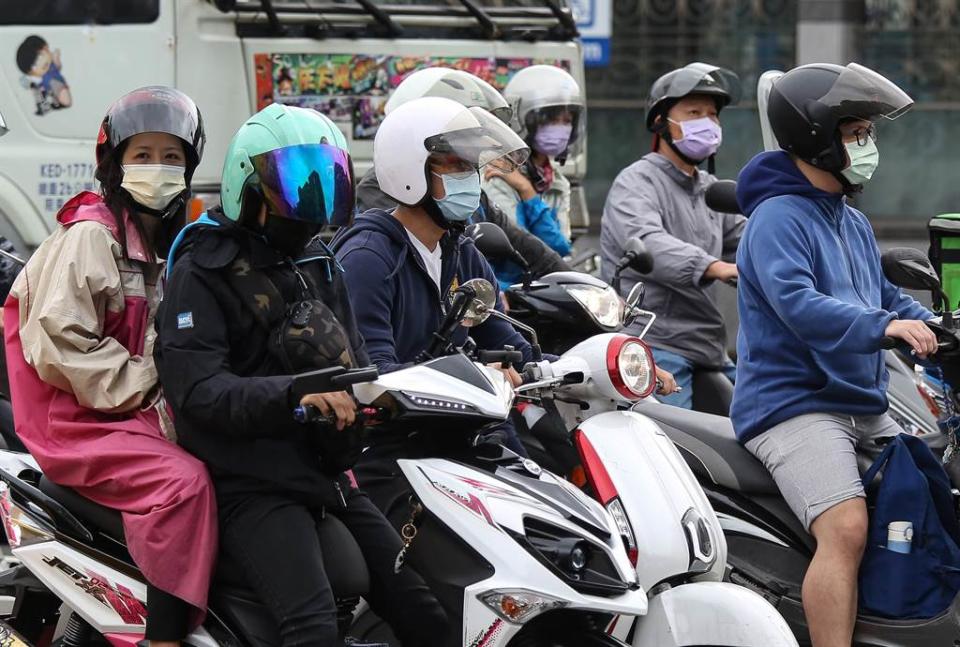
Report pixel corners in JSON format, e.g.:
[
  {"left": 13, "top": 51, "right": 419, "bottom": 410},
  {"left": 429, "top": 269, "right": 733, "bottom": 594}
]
[{"left": 3, "top": 87, "right": 217, "bottom": 647}]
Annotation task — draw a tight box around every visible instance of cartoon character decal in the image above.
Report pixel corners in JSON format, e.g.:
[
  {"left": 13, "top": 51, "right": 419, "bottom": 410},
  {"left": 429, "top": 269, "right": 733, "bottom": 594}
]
[
  {"left": 254, "top": 54, "right": 569, "bottom": 141},
  {"left": 16, "top": 35, "right": 72, "bottom": 116}
]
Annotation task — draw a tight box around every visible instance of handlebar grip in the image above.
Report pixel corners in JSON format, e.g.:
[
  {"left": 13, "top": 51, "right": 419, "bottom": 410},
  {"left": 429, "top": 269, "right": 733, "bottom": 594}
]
[
  {"left": 880, "top": 336, "right": 897, "bottom": 350},
  {"left": 293, "top": 404, "right": 332, "bottom": 425}
]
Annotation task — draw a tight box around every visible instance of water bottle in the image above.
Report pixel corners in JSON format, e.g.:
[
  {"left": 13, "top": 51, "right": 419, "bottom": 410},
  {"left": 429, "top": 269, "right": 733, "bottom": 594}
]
[{"left": 887, "top": 521, "right": 913, "bottom": 554}]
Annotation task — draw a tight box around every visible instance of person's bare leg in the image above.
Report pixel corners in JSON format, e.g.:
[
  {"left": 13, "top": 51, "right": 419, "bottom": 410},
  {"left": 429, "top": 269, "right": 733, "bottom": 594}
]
[
  {"left": 803, "top": 497, "right": 867, "bottom": 647},
  {"left": 149, "top": 642, "right": 179, "bottom": 647}
]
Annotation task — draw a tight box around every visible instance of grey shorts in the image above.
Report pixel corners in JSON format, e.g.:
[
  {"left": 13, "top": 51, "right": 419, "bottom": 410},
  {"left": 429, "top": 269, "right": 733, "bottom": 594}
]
[{"left": 745, "top": 413, "right": 902, "bottom": 531}]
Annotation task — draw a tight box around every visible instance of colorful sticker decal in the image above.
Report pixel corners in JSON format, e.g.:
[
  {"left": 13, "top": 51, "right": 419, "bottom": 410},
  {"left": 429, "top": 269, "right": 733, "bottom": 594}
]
[
  {"left": 469, "top": 618, "right": 504, "bottom": 647},
  {"left": 254, "top": 54, "right": 569, "bottom": 140},
  {"left": 41, "top": 556, "right": 147, "bottom": 625},
  {"left": 16, "top": 35, "right": 72, "bottom": 116}
]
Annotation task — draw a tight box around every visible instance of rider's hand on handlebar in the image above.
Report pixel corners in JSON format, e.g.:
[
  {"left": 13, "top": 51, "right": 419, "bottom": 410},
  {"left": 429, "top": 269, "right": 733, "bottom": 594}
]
[
  {"left": 299, "top": 391, "right": 357, "bottom": 430},
  {"left": 488, "top": 363, "right": 523, "bottom": 388},
  {"left": 884, "top": 319, "right": 938, "bottom": 358},
  {"left": 484, "top": 163, "right": 536, "bottom": 201},
  {"left": 655, "top": 367, "right": 679, "bottom": 396},
  {"left": 704, "top": 261, "right": 738, "bottom": 283}
]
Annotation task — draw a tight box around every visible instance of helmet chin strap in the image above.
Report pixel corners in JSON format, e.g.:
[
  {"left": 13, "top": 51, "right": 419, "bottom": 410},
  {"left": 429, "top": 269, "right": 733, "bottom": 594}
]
[
  {"left": 420, "top": 196, "right": 465, "bottom": 235},
  {"left": 655, "top": 121, "right": 709, "bottom": 169},
  {"left": 835, "top": 171, "right": 863, "bottom": 196}
]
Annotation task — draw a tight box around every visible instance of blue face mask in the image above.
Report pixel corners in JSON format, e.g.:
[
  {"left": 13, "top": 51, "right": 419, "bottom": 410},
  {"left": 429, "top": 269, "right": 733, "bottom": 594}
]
[{"left": 432, "top": 170, "right": 481, "bottom": 222}]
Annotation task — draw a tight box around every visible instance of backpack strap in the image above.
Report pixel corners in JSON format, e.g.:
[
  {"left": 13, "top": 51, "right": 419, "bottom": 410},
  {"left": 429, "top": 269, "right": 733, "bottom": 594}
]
[
  {"left": 223, "top": 254, "right": 287, "bottom": 331},
  {"left": 902, "top": 434, "right": 960, "bottom": 545},
  {"left": 862, "top": 435, "right": 900, "bottom": 488}
]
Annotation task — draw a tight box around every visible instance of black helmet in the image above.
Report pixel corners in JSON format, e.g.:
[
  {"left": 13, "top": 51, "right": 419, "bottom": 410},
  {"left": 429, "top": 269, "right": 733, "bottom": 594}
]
[
  {"left": 767, "top": 63, "right": 913, "bottom": 173},
  {"left": 645, "top": 63, "right": 741, "bottom": 132},
  {"left": 95, "top": 86, "right": 205, "bottom": 184}
]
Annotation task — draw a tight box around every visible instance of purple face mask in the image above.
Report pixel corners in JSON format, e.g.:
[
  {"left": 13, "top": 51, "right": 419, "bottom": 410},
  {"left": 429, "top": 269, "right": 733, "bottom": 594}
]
[
  {"left": 533, "top": 123, "right": 573, "bottom": 158},
  {"left": 668, "top": 116, "right": 722, "bottom": 161}
]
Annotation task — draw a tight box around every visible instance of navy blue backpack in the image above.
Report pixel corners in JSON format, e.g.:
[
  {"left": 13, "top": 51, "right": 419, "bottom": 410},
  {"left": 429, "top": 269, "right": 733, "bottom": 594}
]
[{"left": 859, "top": 433, "right": 960, "bottom": 618}]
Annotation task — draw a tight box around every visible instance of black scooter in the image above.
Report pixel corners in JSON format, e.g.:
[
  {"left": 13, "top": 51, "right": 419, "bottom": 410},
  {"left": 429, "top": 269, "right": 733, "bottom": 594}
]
[
  {"left": 466, "top": 222, "right": 652, "bottom": 356},
  {"left": 636, "top": 247, "right": 960, "bottom": 646}
]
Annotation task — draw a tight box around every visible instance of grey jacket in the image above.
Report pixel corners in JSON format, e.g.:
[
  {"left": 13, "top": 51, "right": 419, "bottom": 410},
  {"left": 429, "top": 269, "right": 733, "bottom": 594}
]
[
  {"left": 600, "top": 153, "right": 745, "bottom": 367},
  {"left": 355, "top": 168, "right": 569, "bottom": 279}
]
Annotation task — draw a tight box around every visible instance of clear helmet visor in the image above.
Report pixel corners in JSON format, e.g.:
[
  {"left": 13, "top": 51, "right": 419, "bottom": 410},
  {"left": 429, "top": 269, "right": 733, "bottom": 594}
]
[
  {"left": 653, "top": 63, "right": 743, "bottom": 105},
  {"left": 526, "top": 103, "right": 586, "bottom": 154},
  {"left": 105, "top": 86, "right": 204, "bottom": 159},
  {"left": 424, "top": 106, "right": 530, "bottom": 171},
  {"left": 819, "top": 63, "right": 914, "bottom": 121}
]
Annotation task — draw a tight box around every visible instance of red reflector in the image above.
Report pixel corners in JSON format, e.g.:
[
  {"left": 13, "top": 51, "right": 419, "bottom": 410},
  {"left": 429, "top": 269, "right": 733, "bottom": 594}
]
[
  {"left": 628, "top": 546, "right": 638, "bottom": 566},
  {"left": 574, "top": 428, "right": 618, "bottom": 505},
  {"left": 916, "top": 384, "right": 941, "bottom": 419}
]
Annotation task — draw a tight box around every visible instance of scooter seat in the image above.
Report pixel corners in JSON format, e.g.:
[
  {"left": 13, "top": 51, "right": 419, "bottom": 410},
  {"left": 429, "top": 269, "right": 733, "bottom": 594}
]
[
  {"left": 38, "top": 476, "right": 370, "bottom": 599},
  {"left": 639, "top": 405, "right": 780, "bottom": 494},
  {"left": 39, "top": 476, "right": 126, "bottom": 543}
]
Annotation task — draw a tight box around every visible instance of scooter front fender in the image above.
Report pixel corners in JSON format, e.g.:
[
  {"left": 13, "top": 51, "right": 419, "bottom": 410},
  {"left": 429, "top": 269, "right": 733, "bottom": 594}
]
[{"left": 631, "top": 582, "right": 798, "bottom": 647}]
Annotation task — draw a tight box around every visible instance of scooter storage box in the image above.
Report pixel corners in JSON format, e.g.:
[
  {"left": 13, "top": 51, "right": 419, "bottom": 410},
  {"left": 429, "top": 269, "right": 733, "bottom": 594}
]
[{"left": 928, "top": 214, "right": 960, "bottom": 309}]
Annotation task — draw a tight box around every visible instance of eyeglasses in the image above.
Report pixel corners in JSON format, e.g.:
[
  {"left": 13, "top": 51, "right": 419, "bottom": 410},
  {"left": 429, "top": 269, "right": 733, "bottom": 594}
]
[{"left": 846, "top": 125, "right": 877, "bottom": 147}]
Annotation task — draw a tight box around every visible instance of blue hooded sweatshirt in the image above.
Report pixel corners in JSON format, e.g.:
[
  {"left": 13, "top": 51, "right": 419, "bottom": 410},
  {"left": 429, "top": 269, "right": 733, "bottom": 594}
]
[
  {"left": 731, "top": 151, "right": 931, "bottom": 443},
  {"left": 330, "top": 209, "right": 532, "bottom": 375}
]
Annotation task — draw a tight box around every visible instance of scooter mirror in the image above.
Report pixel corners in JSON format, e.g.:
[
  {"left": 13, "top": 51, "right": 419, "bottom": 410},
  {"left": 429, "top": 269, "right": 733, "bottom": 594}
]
[
  {"left": 466, "top": 222, "right": 512, "bottom": 260},
  {"left": 460, "top": 278, "right": 496, "bottom": 327},
  {"left": 626, "top": 282, "right": 645, "bottom": 310},
  {"left": 622, "top": 238, "right": 654, "bottom": 274},
  {"left": 881, "top": 248, "right": 942, "bottom": 292},
  {"left": 705, "top": 180, "right": 741, "bottom": 215},
  {"left": 623, "top": 281, "right": 646, "bottom": 326}
]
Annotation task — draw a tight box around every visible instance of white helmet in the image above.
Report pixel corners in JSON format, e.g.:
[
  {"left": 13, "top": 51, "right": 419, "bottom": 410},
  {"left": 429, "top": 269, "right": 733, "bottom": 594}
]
[
  {"left": 505, "top": 65, "right": 585, "bottom": 158},
  {"left": 386, "top": 67, "right": 512, "bottom": 123},
  {"left": 374, "top": 96, "right": 529, "bottom": 207}
]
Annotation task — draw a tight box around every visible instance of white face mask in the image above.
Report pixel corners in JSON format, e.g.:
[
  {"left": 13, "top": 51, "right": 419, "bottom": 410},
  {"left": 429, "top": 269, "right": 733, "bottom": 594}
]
[
  {"left": 121, "top": 164, "right": 186, "bottom": 212},
  {"left": 840, "top": 137, "right": 880, "bottom": 186}
]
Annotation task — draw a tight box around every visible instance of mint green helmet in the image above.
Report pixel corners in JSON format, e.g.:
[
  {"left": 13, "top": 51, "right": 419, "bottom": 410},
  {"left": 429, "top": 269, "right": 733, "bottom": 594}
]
[{"left": 221, "top": 103, "right": 355, "bottom": 226}]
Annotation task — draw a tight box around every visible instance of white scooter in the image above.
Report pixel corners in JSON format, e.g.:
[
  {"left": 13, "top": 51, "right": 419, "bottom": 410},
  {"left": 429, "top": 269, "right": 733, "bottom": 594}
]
[
  {"left": 383, "top": 277, "right": 798, "bottom": 647},
  {"left": 516, "top": 331, "right": 795, "bottom": 646}
]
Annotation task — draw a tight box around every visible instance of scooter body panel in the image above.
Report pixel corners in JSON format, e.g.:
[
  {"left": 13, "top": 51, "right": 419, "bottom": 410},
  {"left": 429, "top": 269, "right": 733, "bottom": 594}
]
[
  {"left": 397, "top": 457, "right": 648, "bottom": 646},
  {"left": 578, "top": 411, "right": 727, "bottom": 588},
  {"left": 11, "top": 541, "right": 217, "bottom": 645},
  {"left": 631, "top": 582, "right": 798, "bottom": 647},
  {"left": 353, "top": 358, "right": 513, "bottom": 420},
  {"left": 13, "top": 541, "right": 147, "bottom": 635}
]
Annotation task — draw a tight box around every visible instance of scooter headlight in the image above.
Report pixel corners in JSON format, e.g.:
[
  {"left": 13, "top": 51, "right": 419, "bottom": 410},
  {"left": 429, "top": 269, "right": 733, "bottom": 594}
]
[
  {"left": 606, "top": 336, "right": 656, "bottom": 399},
  {"left": 682, "top": 508, "right": 717, "bottom": 573},
  {"left": 563, "top": 284, "right": 624, "bottom": 329}
]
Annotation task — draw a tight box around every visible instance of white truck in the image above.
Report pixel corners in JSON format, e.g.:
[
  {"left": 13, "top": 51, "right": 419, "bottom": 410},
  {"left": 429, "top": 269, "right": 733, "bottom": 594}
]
[{"left": 0, "top": 0, "right": 587, "bottom": 251}]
